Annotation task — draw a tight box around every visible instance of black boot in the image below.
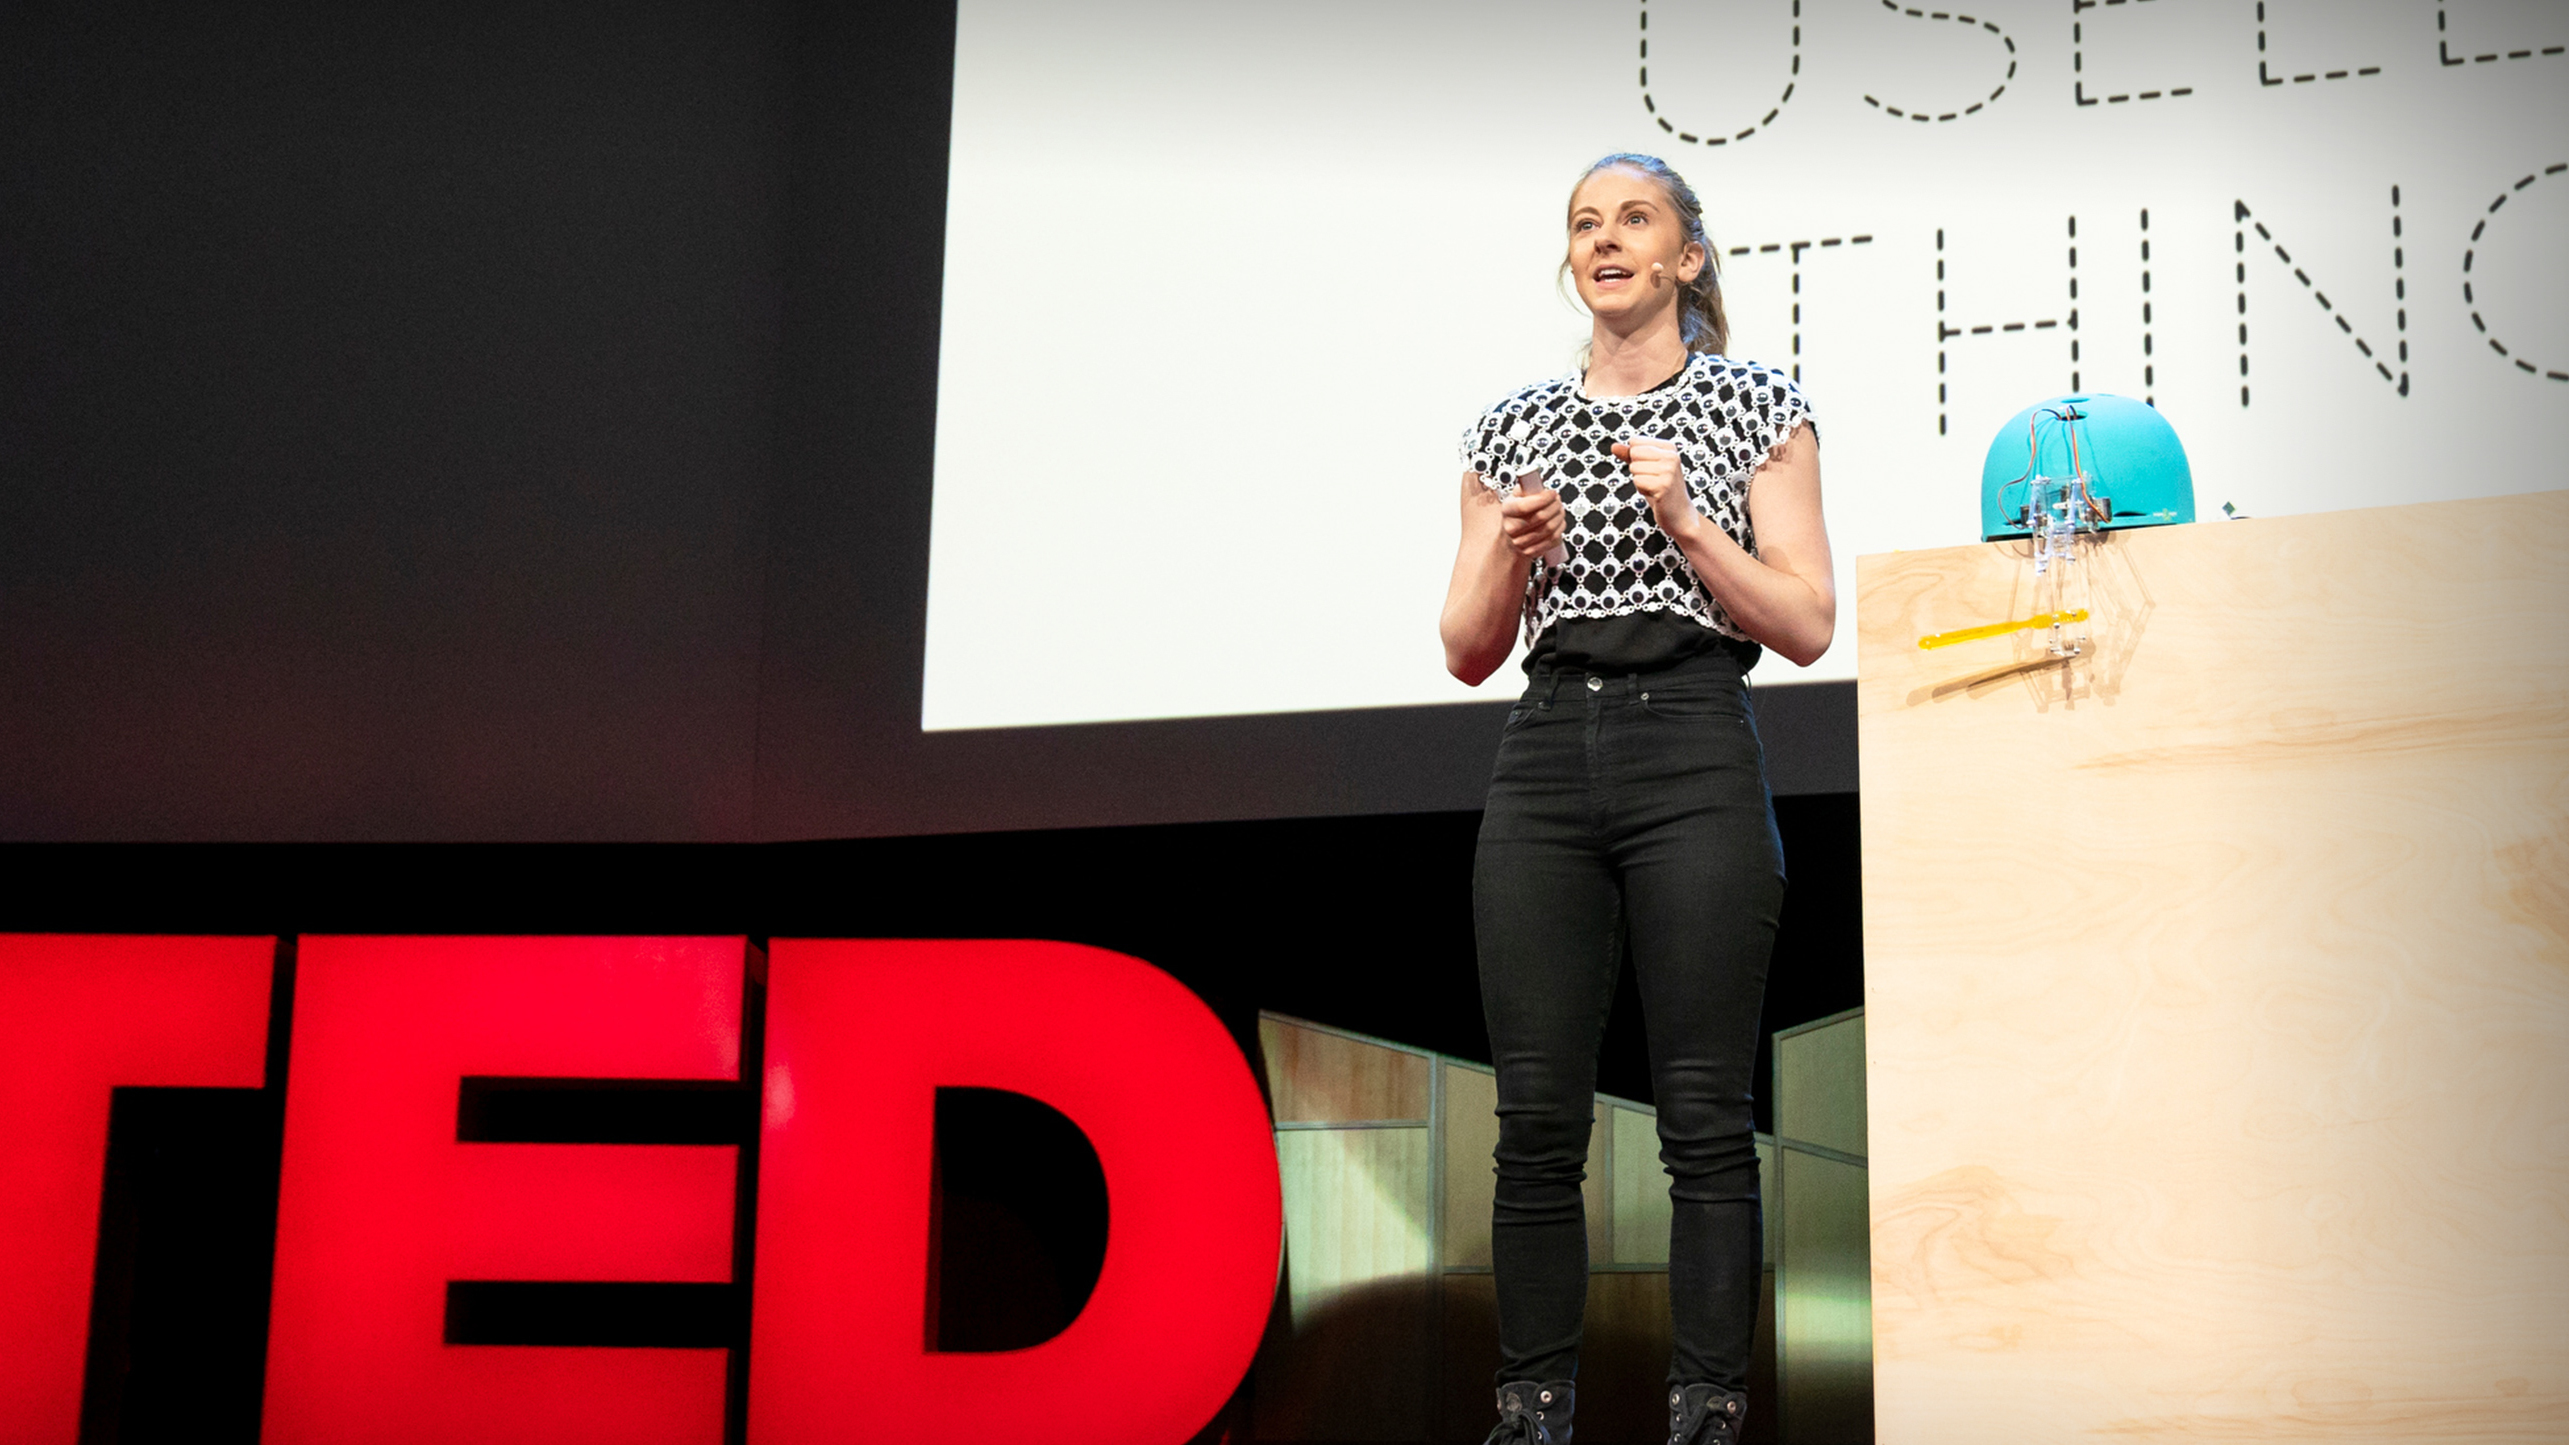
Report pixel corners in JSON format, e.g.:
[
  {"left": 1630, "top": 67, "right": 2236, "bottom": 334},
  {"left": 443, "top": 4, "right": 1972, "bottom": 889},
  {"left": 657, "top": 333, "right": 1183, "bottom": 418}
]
[
  {"left": 1666, "top": 1383, "right": 1747, "bottom": 1444},
  {"left": 1486, "top": 1379, "right": 1576, "bottom": 1443}
]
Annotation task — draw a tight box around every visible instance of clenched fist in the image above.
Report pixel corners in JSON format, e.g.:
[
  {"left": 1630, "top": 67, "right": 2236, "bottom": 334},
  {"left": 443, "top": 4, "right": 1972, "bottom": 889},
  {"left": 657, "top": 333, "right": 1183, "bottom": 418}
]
[
  {"left": 1610, "top": 438, "right": 1701, "bottom": 544},
  {"left": 1499, "top": 470, "right": 1567, "bottom": 561}
]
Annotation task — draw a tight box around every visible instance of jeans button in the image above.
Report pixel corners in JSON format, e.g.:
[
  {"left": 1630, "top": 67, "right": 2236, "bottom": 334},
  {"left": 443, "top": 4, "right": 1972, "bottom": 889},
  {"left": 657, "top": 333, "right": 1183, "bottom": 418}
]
[{"left": 1586, "top": 676, "right": 1603, "bottom": 692}]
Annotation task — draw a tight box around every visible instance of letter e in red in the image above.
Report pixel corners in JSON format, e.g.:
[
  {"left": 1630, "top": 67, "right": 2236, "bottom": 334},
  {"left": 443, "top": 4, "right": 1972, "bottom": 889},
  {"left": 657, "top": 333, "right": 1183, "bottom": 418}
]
[{"left": 261, "top": 937, "right": 743, "bottom": 1445}]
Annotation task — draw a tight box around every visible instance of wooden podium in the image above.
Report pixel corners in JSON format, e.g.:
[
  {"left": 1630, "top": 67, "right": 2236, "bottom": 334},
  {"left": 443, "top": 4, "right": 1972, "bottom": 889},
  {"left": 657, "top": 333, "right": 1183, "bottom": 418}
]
[{"left": 1855, "top": 491, "right": 2569, "bottom": 1441}]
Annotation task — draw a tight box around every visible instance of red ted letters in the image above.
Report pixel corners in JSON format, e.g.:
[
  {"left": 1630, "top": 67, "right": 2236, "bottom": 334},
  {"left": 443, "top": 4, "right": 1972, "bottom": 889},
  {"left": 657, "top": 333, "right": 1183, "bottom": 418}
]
[
  {"left": 261, "top": 936, "right": 745, "bottom": 1444},
  {"left": 0, "top": 935, "right": 1281, "bottom": 1445},
  {"left": 0, "top": 935, "right": 274, "bottom": 1442}
]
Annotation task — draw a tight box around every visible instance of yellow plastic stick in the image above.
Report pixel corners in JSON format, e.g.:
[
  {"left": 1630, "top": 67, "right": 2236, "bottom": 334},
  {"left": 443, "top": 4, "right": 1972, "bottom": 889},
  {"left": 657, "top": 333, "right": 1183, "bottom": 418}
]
[{"left": 1916, "top": 608, "right": 2090, "bottom": 650}]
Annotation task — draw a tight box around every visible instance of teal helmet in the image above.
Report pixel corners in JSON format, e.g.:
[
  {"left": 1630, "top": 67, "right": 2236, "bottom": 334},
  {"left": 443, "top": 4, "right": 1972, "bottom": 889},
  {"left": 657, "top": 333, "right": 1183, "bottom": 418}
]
[{"left": 1980, "top": 393, "right": 2194, "bottom": 541}]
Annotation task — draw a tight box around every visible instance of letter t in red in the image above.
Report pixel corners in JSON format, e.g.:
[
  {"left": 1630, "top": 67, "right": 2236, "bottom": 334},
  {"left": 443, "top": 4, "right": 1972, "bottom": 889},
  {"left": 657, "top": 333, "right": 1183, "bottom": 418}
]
[{"left": 0, "top": 934, "right": 273, "bottom": 1444}]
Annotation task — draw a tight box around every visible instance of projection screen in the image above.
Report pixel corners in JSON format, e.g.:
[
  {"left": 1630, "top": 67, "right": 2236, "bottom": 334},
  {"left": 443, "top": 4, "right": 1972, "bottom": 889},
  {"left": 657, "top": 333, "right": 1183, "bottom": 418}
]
[{"left": 924, "top": 0, "right": 2567, "bottom": 733}]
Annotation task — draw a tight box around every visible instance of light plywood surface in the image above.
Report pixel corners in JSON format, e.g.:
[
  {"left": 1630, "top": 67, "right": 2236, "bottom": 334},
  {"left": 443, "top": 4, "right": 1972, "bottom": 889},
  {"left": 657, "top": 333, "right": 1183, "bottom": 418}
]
[
  {"left": 1857, "top": 492, "right": 2569, "bottom": 1441},
  {"left": 1263, "top": 1017, "right": 1431, "bottom": 1124}
]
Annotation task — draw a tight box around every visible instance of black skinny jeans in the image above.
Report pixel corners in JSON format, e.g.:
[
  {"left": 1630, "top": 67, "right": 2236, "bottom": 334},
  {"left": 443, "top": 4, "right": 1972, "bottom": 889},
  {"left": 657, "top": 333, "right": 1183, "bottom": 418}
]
[{"left": 1473, "top": 650, "right": 1785, "bottom": 1392}]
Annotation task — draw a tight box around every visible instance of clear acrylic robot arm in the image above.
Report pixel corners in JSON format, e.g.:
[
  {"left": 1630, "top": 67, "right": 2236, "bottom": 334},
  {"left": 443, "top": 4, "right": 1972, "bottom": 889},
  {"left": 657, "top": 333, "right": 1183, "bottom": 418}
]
[{"left": 1926, "top": 404, "right": 2102, "bottom": 657}]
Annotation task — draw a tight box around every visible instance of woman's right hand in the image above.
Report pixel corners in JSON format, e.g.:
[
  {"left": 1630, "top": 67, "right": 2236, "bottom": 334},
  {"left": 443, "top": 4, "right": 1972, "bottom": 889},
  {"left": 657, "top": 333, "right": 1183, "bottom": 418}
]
[
  {"left": 1499, "top": 474, "right": 1565, "bottom": 559},
  {"left": 1442, "top": 470, "right": 1537, "bottom": 685}
]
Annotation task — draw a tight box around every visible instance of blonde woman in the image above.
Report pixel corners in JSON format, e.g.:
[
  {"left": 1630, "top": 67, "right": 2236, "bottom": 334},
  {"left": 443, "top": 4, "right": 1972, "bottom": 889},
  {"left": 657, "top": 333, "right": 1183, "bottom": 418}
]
[{"left": 1440, "top": 153, "right": 1835, "bottom": 1445}]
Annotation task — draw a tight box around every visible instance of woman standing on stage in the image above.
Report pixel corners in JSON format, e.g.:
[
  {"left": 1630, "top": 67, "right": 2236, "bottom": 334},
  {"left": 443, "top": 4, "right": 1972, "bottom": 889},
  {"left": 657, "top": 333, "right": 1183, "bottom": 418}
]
[{"left": 1439, "top": 154, "right": 1836, "bottom": 1445}]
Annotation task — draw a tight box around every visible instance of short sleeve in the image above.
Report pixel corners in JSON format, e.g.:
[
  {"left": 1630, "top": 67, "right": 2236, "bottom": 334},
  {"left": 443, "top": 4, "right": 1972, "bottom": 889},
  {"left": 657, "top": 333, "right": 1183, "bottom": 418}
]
[
  {"left": 1459, "top": 407, "right": 1508, "bottom": 484},
  {"left": 1459, "top": 384, "right": 1563, "bottom": 493},
  {"left": 1750, "top": 369, "right": 1815, "bottom": 463}
]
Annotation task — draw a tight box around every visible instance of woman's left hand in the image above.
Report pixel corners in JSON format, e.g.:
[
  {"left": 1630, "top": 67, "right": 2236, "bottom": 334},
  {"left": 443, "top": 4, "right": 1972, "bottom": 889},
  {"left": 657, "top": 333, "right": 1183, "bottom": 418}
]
[{"left": 1611, "top": 438, "right": 1699, "bottom": 543}]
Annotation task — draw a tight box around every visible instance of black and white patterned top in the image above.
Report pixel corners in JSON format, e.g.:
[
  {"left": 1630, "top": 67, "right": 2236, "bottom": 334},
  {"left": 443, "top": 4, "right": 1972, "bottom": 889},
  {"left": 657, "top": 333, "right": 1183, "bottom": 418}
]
[{"left": 1459, "top": 353, "right": 1811, "bottom": 646}]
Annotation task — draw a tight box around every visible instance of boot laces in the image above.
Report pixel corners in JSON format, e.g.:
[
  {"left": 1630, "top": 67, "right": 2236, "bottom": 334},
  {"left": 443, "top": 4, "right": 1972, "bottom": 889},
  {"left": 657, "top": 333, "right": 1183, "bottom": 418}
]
[
  {"left": 1487, "top": 1387, "right": 1561, "bottom": 1444},
  {"left": 1667, "top": 1387, "right": 1743, "bottom": 1444}
]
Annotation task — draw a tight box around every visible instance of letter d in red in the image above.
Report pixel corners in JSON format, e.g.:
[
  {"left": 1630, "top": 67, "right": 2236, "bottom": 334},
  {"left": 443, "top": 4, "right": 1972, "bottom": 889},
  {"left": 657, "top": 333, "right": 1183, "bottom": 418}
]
[{"left": 749, "top": 940, "right": 1280, "bottom": 1444}]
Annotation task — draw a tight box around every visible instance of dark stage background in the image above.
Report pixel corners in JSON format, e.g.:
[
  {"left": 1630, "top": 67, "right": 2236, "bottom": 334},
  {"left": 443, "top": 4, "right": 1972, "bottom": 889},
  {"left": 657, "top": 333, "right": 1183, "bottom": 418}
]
[
  {"left": 0, "top": 0, "right": 1853, "bottom": 846},
  {"left": 2, "top": 4, "right": 1863, "bottom": 1440}
]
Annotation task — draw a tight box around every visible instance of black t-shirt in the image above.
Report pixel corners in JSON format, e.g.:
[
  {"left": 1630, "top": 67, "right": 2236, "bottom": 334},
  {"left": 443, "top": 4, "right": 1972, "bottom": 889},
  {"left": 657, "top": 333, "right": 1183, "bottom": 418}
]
[{"left": 1523, "top": 607, "right": 1763, "bottom": 675}]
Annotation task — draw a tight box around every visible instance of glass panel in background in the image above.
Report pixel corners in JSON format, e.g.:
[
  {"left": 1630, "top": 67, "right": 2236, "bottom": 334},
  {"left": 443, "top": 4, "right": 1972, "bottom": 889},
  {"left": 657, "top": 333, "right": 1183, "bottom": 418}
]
[
  {"left": 1778, "top": 1148, "right": 1874, "bottom": 1444},
  {"left": 1774, "top": 1008, "right": 1873, "bottom": 1444}
]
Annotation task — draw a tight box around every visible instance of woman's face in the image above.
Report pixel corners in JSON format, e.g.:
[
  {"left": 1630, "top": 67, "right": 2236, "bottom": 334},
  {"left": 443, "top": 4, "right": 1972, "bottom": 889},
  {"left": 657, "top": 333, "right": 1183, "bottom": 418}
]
[{"left": 1565, "top": 167, "right": 1704, "bottom": 325}]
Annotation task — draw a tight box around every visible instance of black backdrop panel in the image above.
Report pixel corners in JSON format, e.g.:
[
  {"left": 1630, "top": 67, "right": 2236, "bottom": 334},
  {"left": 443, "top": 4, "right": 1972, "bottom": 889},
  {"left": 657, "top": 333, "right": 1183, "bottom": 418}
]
[
  {"left": 0, "top": 1, "right": 1854, "bottom": 844},
  {"left": 0, "top": 3, "right": 783, "bottom": 841}
]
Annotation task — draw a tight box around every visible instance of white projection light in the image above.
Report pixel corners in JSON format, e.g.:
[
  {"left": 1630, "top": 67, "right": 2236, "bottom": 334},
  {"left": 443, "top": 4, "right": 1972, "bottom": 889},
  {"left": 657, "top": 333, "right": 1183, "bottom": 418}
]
[{"left": 923, "top": 0, "right": 2569, "bottom": 732}]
